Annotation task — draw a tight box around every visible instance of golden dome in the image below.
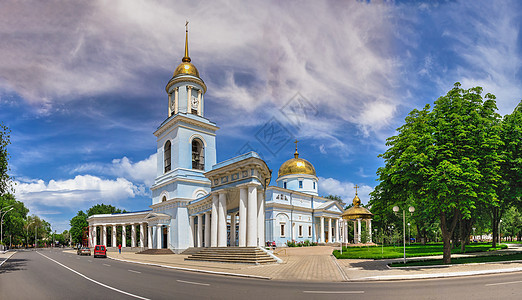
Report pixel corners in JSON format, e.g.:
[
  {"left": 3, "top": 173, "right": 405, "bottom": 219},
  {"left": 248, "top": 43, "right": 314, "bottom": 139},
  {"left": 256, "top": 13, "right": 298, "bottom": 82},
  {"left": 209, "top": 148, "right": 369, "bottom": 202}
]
[
  {"left": 278, "top": 141, "right": 316, "bottom": 177},
  {"left": 342, "top": 191, "right": 373, "bottom": 220},
  {"left": 172, "top": 23, "right": 200, "bottom": 78},
  {"left": 173, "top": 60, "right": 199, "bottom": 78}
]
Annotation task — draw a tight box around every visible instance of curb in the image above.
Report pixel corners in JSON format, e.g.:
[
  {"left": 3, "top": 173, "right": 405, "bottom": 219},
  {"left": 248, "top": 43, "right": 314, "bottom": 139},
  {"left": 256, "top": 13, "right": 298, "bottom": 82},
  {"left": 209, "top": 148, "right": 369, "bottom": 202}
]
[
  {"left": 107, "top": 256, "right": 271, "bottom": 280},
  {"left": 0, "top": 251, "right": 16, "bottom": 268},
  {"left": 353, "top": 267, "right": 522, "bottom": 281}
]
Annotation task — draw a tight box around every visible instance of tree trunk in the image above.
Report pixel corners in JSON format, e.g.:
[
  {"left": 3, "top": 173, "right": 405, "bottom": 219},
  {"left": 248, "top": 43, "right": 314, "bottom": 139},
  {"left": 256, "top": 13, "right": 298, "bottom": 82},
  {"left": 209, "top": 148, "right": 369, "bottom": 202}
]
[
  {"left": 440, "top": 210, "right": 459, "bottom": 264},
  {"left": 491, "top": 208, "right": 497, "bottom": 248}
]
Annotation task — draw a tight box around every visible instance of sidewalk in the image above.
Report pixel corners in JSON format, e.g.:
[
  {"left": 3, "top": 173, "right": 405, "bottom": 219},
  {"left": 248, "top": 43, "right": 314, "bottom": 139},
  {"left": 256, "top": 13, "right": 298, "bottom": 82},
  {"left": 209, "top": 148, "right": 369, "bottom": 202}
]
[{"left": 102, "top": 245, "right": 522, "bottom": 282}]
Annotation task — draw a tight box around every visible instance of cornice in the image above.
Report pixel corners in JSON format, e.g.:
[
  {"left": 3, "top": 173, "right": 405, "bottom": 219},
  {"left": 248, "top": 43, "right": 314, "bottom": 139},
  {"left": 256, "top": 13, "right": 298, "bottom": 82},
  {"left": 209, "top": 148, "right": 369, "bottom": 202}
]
[{"left": 154, "top": 114, "right": 219, "bottom": 138}]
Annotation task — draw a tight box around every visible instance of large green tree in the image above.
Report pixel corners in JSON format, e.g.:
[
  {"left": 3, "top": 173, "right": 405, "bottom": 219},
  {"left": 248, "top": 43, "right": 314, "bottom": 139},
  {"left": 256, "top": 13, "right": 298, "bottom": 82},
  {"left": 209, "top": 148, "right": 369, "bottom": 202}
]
[
  {"left": 373, "top": 83, "right": 503, "bottom": 264},
  {"left": 70, "top": 204, "right": 127, "bottom": 245},
  {"left": 0, "top": 123, "right": 13, "bottom": 195}
]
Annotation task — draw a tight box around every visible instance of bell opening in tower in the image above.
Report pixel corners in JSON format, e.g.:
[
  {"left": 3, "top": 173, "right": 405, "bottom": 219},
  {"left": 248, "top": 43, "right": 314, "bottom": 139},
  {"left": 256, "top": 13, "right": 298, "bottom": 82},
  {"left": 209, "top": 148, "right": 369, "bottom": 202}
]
[{"left": 191, "top": 139, "right": 204, "bottom": 170}]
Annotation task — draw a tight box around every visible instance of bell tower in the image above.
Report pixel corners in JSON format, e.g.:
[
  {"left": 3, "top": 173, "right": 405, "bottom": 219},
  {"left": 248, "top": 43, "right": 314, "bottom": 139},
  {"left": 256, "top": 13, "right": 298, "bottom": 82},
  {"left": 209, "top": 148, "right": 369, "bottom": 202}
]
[
  {"left": 151, "top": 23, "right": 218, "bottom": 205},
  {"left": 165, "top": 21, "right": 206, "bottom": 117}
]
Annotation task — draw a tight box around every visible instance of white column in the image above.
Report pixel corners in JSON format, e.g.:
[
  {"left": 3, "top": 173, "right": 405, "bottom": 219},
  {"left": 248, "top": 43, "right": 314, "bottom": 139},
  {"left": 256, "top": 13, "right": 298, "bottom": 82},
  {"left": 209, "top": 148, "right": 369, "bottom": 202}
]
[
  {"left": 218, "top": 191, "right": 227, "bottom": 247},
  {"left": 368, "top": 219, "right": 372, "bottom": 243},
  {"left": 257, "top": 189, "right": 265, "bottom": 247},
  {"left": 230, "top": 213, "right": 236, "bottom": 247},
  {"left": 211, "top": 193, "right": 218, "bottom": 247},
  {"left": 157, "top": 226, "right": 162, "bottom": 249},
  {"left": 131, "top": 224, "right": 136, "bottom": 247},
  {"left": 112, "top": 225, "right": 117, "bottom": 247},
  {"left": 354, "top": 221, "right": 357, "bottom": 243},
  {"left": 187, "top": 86, "right": 192, "bottom": 112},
  {"left": 239, "top": 187, "right": 247, "bottom": 247},
  {"left": 168, "top": 93, "right": 172, "bottom": 116},
  {"left": 92, "top": 226, "right": 97, "bottom": 246},
  {"left": 357, "top": 219, "right": 362, "bottom": 243},
  {"left": 140, "top": 223, "right": 145, "bottom": 247},
  {"left": 148, "top": 225, "right": 152, "bottom": 248},
  {"left": 328, "top": 218, "right": 332, "bottom": 243},
  {"left": 88, "top": 226, "right": 92, "bottom": 247},
  {"left": 344, "top": 221, "right": 348, "bottom": 243},
  {"left": 197, "top": 214, "right": 203, "bottom": 247},
  {"left": 320, "top": 217, "right": 324, "bottom": 243},
  {"left": 335, "top": 219, "right": 340, "bottom": 243},
  {"left": 204, "top": 212, "right": 210, "bottom": 247},
  {"left": 122, "top": 225, "right": 126, "bottom": 247},
  {"left": 197, "top": 90, "right": 202, "bottom": 116},
  {"left": 174, "top": 88, "right": 179, "bottom": 114},
  {"left": 247, "top": 184, "right": 258, "bottom": 247},
  {"left": 189, "top": 216, "right": 195, "bottom": 247}
]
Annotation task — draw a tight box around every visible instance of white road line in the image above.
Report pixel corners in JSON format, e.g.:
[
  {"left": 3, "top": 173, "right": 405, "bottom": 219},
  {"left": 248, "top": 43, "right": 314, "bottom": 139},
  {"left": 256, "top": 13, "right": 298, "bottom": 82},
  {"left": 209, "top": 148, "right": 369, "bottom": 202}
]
[
  {"left": 103, "top": 264, "right": 111, "bottom": 267},
  {"left": 37, "top": 252, "right": 150, "bottom": 300},
  {"left": 128, "top": 270, "right": 141, "bottom": 274},
  {"left": 88, "top": 260, "right": 92, "bottom": 262},
  {"left": 303, "top": 291, "right": 365, "bottom": 294},
  {"left": 485, "top": 280, "right": 522, "bottom": 286},
  {"left": 176, "top": 280, "right": 210, "bottom": 286}
]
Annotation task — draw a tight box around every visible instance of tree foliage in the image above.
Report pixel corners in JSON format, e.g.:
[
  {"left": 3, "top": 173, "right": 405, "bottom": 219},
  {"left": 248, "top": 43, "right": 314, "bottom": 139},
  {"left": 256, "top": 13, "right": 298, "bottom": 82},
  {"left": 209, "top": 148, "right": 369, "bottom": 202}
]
[
  {"left": 0, "top": 123, "right": 13, "bottom": 195},
  {"left": 70, "top": 204, "right": 127, "bottom": 244}
]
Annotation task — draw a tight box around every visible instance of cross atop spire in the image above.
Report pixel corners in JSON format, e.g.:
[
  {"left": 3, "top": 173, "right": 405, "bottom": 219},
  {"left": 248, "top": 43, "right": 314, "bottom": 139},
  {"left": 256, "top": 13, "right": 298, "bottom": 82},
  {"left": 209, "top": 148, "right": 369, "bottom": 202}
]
[
  {"left": 294, "top": 139, "right": 299, "bottom": 159},
  {"left": 182, "top": 20, "right": 191, "bottom": 63},
  {"left": 354, "top": 184, "right": 359, "bottom": 195}
]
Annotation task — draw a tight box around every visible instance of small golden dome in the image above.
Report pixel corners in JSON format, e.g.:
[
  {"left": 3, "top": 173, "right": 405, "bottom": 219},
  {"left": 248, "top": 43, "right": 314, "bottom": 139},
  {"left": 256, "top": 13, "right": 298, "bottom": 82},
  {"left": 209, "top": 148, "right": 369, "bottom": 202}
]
[
  {"left": 172, "top": 22, "right": 200, "bottom": 78},
  {"left": 342, "top": 189, "right": 373, "bottom": 220},
  {"left": 278, "top": 141, "right": 316, "bottom": 177},
  {"left": 173, "top": 61, "right": 199, "bottom": 78}
]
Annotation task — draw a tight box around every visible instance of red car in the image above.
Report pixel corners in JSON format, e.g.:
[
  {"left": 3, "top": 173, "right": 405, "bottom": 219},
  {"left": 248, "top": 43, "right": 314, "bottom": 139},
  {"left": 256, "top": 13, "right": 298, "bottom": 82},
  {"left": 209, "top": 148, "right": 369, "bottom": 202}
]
[{"left": 94, "top": 245, "right": 106, "bottom": 258}]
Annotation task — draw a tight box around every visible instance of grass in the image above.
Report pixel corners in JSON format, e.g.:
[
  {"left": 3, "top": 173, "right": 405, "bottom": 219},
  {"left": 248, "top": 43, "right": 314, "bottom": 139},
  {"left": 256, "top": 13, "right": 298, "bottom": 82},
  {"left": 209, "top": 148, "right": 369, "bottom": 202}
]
[
  {"left": 332, "top": 243, "right": 508, "bottom": 259},
  {"left": 389, "top": 252, "right": 522, "bottom": 267}
]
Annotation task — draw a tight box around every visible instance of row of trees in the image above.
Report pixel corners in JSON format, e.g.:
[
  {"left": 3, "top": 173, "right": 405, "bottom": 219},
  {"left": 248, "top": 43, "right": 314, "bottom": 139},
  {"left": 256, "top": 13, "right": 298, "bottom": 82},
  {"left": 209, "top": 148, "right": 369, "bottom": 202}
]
[
  {"left": 370, "top": 83, "right": 522, "bottom": 264},
  {"left": 0, "top": 123, "right": 66, "bottom": 248},
  {"left": 70, "top": 204, "right": 126, "bottom": 245}
]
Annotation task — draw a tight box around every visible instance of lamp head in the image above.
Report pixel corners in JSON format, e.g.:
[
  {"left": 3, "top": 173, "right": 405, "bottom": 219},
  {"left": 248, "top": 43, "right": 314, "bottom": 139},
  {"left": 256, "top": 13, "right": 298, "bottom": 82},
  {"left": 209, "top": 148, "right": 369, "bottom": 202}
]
[
  {"left": 393, "top": 206, "right": 399, "bottom": 213},
  {"left": 409, "top": 206, "right": 415, "bottom": 213}
]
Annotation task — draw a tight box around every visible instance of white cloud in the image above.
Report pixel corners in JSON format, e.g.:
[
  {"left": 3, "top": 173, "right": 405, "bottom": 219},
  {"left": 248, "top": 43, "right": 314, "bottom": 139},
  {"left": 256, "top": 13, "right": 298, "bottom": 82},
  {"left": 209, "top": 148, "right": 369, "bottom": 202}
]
[
  {"left": 73, "top": 154, "right": 156, "bottom": 187},
  {"left": 318, "top": 176, "right": 374, "bottom": 205},
  {"left": 14, "top": 175, "right": 138, "bottom": 209}
]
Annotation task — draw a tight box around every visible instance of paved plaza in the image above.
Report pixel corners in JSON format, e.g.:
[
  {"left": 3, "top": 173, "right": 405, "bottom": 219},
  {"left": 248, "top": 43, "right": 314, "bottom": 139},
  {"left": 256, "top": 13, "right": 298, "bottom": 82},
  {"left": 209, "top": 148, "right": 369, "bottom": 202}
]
[{"left": 84, "top": 245, "right": 522, "bottom": 282}]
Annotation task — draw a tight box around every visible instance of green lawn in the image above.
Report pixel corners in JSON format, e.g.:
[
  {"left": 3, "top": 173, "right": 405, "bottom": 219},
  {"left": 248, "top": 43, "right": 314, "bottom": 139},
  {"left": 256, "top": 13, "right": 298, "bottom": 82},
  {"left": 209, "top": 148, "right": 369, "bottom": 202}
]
[
  {"left": 389, "top": 252, "right": 522, "bottom": 267},
  {"left": 332, "top": 243, "right": 507, "bottom": 259}
]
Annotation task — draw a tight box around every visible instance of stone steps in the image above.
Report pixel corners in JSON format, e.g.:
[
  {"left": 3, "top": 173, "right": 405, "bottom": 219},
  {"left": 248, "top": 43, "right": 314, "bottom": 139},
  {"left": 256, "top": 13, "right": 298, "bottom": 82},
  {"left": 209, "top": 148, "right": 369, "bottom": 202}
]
[
  {"left": 180, "top": 247, "right": 204, "bottom": 255},
  {"left": 185, "top": 247, "right": 277, "bottom": 264},
  {"left": 137, "top": 248, "right": 175, "bottom": 255}
]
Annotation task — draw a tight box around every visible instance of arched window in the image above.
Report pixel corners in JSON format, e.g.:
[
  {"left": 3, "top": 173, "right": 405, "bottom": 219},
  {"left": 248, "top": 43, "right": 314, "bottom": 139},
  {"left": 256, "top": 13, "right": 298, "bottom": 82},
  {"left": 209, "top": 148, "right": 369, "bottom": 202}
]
[
  {"left": 162, "top": 196, "right": 167, "bottom": 202},
  {"left": 164, "top": 140, "right": 171, "bottom": 173},
  {"left": 192, "top": 138, "right": 204, "bottom": 170}
]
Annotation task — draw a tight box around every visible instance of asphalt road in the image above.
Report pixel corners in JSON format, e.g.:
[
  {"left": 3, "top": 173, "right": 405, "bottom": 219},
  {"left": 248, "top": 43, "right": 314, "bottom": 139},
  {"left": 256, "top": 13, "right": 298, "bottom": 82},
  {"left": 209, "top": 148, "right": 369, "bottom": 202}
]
[{"left": 1, "top": 249, "right": 522, "bottom": 299}]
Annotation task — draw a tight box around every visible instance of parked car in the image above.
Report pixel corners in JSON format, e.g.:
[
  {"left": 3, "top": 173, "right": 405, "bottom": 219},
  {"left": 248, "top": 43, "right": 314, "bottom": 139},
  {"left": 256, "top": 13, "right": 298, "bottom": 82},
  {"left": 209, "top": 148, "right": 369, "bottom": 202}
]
[
  {"left": 77, "top": 246, "right": 91, "bottom": 256},
  {"left": 94, "top": 245, "right": 106, "bottom": 258}
]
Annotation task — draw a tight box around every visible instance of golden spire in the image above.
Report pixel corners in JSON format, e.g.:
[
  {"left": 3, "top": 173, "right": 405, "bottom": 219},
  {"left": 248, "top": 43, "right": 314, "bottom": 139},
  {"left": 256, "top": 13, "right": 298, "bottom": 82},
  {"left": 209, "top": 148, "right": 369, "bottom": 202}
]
[
  {"left": 182, "top": 20, "right": 191, "bottom": 63},
  {"left": 294, "top": 139, "right": 299, "bottom": 158},
  {"left": 354, "top": 184, "right": 359, "bottom": 195}
]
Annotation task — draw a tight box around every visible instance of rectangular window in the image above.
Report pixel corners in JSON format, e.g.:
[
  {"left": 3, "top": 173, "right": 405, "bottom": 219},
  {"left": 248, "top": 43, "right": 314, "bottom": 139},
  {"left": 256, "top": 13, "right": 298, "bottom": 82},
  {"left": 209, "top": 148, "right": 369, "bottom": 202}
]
[
  {"left": 299, "top": 181, "right": 303, "bottom": 188},
  {"left": 313, "top": 182, "right": 315, "bottom": 189},
  {"left": 308, "top": 226, "right": 312, "bottom": 237},
  {"left": 283, "top": 182, "right": 287, "bottom": 189},
  {"left": 280, "top": 224, "right": 285, "bottom": 237},
  {"left": 299, "top": 225, "right": 303, "bottom": 237}
]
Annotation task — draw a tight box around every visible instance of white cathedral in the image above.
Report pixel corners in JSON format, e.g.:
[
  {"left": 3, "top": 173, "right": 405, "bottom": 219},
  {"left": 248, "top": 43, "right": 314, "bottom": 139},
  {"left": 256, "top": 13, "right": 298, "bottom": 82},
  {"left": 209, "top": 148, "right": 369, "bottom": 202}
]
[{"left": 87, "top": 28, "right": 348, "bottom": 253}]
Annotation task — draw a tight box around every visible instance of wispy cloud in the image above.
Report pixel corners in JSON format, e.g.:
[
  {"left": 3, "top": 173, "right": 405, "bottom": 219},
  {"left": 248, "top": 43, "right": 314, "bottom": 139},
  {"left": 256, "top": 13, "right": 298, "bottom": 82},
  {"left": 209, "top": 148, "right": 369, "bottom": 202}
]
[{"left": 318, "top": 176, "right": 374, "bottom": 205}]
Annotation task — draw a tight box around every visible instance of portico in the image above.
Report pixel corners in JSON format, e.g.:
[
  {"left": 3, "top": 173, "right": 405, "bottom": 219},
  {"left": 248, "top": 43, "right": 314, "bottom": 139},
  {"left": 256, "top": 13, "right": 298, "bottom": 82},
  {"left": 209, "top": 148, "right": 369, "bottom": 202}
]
[{"left": 187, "top": 152, "right": 270, "bottom": 248}]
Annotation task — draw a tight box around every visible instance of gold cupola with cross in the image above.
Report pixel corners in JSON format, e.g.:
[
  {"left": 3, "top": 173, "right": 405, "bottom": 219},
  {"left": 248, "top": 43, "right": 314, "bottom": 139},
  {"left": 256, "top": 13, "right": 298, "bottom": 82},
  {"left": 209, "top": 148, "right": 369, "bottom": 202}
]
[
  {"left": 276, "top": 141, "right": 318, "bottom": 195},
  {"left": 165, "top": 21, "right": 207, "bottom": 117}
]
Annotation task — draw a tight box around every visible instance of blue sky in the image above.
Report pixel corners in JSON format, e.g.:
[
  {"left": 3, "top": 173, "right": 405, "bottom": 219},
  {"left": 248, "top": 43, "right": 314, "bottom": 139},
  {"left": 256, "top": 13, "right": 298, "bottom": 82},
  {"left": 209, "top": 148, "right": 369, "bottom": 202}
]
[{"left": 1, "top": 1, "right": 522, "bottom": 232}]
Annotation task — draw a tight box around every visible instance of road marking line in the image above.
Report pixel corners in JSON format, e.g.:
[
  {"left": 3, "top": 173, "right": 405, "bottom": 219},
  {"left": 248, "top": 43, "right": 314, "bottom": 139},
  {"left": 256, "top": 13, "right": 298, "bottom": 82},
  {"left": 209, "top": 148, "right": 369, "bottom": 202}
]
[
  {"left": 176, "top": 279, "right": 210, "bottom": 286},
  {"left": 103, "top": 264, "right": 111, "bottom": 267},
  {"left": 37, "top": 252, "right": 150, "bottom": 300},
  {"left": 486, "top": 280, "right": 522, "bottom": 286},
  {"left": 88, "top": 260, "right": 92, "bottom": 262},
  {"left": 128, "top": 270, "right": 141, "bottom": 274},
  {"left": 303, "top": 291, "right": 365, "bottom": 294},
  {"left": 0, "top": 252, "right": 15, "bottom": 268}
]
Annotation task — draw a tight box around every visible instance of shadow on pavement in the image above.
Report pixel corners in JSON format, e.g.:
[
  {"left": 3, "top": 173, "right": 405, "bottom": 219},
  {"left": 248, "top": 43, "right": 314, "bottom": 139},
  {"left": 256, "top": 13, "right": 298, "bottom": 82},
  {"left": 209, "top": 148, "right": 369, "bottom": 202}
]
[{"left": 0, "top": 258, "right": 28, "bottom": 274}]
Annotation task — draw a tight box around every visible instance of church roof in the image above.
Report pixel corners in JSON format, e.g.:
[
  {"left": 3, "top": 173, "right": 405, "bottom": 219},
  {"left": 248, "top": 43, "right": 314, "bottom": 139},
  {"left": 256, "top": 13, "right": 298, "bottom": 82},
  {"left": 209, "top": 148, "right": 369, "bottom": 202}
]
[{"left": 277, "top": 142, "right": 316, "bottom": 178}]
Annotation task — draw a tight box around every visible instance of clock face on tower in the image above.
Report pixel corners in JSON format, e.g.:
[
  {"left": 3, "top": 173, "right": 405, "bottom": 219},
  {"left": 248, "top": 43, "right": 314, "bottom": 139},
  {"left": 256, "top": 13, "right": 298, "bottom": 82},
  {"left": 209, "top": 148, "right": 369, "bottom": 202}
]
[{"left": 191, "top": 96, "right": 199, "bottom": 110}]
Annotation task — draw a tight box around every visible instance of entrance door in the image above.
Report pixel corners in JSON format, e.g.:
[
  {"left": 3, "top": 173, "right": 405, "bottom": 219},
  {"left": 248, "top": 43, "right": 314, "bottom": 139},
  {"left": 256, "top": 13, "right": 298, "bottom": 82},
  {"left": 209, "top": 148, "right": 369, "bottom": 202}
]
[{"left": 162, "top": 227, "right": 168, "bottom": 249}]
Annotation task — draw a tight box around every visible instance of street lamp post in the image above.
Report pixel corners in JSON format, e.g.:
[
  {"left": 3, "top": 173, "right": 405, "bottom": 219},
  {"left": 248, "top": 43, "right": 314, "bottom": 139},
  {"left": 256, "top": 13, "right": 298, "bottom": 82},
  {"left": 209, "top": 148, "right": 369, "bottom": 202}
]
[
  {"left": 393, "top": 206, "right": 415, "bottom": 264},
  {"left": 407, "top": 223, "right": 411, "bottom": 245},
  {"left": 472, "top": 227, "right": 476, "bottom": 242},
  {"left": 1, "top": 206, "right": 14, "bottom": 246}
]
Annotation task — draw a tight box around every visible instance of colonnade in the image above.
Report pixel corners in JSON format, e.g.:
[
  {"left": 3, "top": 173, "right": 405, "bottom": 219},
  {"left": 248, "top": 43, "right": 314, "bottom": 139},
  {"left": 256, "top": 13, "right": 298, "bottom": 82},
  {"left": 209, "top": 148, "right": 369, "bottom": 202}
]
[
  {"left": 189, "top": 183, "right": 265, "bottom": 248},
  {"left": 352, "top": 218, "right": 372, "bottom": 244},
  {"left": 318, "top": 216, "right": 342, "bottom": 243},
  {"left": 89, "top": 223, "right": 154, "bottom": 248}
]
